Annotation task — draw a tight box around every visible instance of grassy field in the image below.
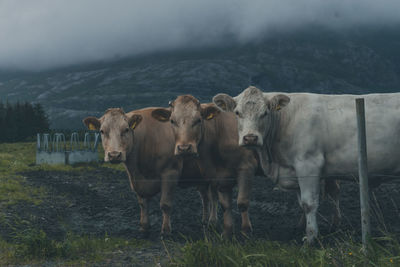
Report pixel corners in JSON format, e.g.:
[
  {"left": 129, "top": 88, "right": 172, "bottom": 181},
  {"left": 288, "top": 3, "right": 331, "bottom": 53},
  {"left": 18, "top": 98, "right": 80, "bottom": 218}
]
[
  {"left": 0, "top": 142, "right": 142, "bottom": 266},
  {"left": 169, "top": 236, "right": 400, "bottom": 267},
  {"left": 0, "top": 142, "right": 123, "bottom": 206},
  {"left": 0, "top": 142, "right": 399, "bottom": 266}
]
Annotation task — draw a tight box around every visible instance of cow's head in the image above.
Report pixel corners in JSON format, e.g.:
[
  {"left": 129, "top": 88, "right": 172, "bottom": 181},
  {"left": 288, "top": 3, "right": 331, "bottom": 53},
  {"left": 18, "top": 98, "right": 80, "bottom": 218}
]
[
  {"left": 151, "top": 95, "right": 220, "bottom": 156},
  {"left": 83, "top": 108, "right": 142, "bottom": 163},
  {"left": 213, "top": 86, "right": 289, "bottom": 147}
]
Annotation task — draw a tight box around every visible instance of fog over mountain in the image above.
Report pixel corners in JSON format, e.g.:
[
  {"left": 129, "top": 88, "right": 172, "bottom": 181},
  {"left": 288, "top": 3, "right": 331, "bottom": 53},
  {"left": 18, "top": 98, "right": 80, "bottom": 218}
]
[
  {"left": 0, "top": 26, "right": 399, "bottom": 129},
  {"left": 1, "top": 0, "right": 400, "bottom": 70},
  {"left": 0, "top": 1, "right": 400, "bottom": 129}
]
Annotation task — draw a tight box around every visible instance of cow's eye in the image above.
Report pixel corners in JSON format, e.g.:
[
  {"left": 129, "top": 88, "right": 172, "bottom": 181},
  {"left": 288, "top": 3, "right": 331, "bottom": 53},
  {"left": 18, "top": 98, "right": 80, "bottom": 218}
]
[
  {"left": 124, "top": 127, "right": 130, "bottom": 133},
  {"left": 235, "top": 111, "right": 241, "bottom": 117},
  {"left": 170, "top": 119, "right": 175, "bottom": 125},
  {"left": 100, "top": 130, "right": 104, "bottom": 135},
  {"left": 261, "top": 111, "right": 268, "bottom": 117}
]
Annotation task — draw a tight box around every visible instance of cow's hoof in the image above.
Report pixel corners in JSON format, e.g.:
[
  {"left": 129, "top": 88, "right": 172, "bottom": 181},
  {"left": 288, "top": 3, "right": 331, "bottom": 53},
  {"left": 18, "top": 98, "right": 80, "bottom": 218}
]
[
  {"left": 302, "top": 236, "right": 318, "bottom": 247},
  {"left": 138, "top": 225, "right": 151, "bottom": 239}
]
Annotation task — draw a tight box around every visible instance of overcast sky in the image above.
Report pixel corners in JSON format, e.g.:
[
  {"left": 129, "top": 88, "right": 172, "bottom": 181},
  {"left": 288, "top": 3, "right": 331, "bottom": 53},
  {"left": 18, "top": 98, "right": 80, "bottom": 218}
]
[{"left": 1, "top": 0, "right": 399, "bottom": 71}]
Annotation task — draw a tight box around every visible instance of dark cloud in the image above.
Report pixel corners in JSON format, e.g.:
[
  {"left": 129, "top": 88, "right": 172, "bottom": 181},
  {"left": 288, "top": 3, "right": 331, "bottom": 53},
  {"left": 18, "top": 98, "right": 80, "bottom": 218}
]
[{"left": 1, "top": 0, "right": 399, "bottom": 70}]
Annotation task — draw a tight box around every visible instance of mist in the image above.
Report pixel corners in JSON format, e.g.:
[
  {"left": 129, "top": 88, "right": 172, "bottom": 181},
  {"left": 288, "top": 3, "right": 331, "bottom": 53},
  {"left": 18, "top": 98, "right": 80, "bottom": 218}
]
[{"left": 1, "top": 0, "right": 399, "bottom": 71}]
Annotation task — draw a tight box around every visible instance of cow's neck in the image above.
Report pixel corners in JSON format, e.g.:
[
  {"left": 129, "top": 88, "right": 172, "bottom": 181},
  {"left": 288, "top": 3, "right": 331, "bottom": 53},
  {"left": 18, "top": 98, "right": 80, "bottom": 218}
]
[{"left": 257, "top": 111, "right": 282, "bottom": 181}]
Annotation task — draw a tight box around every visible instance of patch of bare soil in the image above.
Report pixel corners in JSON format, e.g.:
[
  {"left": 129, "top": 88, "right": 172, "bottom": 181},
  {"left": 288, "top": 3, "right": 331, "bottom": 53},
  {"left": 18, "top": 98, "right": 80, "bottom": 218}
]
[{"left": 3, "top": 167, "right": 400, "bottom": 266}]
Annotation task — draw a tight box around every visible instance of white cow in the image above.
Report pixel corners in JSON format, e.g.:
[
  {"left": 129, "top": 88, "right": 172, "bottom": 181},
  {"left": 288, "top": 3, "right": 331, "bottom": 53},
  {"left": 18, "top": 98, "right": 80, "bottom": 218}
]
[{"left": 213, "top": 86, "right": 400, "bottom": 243}]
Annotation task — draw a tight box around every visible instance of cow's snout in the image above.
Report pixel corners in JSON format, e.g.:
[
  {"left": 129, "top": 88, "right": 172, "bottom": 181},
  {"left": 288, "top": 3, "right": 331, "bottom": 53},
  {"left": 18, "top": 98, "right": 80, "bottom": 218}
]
[
  {"left": 175, "top": 143, "right": 198, "bottom": 157},
  {"left": 177, "top": 144, "right": 192, "bottom": 153},
  {"left": 107, "top": 151, "right": 122, "bottom": 163},
  {"left": 243, "top": 134, "right": 258, "bottom": 146}
]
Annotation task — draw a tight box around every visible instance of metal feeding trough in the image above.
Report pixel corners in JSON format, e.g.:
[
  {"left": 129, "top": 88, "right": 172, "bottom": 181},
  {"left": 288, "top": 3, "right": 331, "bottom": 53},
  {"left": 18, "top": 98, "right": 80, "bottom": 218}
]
[{"left": 36, "top": 132, "right": 100, "bottom": 165}]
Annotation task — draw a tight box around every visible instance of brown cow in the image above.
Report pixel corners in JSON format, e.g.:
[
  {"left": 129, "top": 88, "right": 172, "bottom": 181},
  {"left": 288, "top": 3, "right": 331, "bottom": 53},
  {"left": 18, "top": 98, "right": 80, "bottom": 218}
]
[
  {"left": 151, "top": 95, "right": 258, "bottom": 238},
  {"left": 83, "top": 107, "right": 215, "bottom": 237}
]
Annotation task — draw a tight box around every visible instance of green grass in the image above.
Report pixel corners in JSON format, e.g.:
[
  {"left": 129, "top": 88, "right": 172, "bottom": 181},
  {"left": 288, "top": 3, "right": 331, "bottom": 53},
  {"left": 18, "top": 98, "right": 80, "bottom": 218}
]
[
  {"left": 1, "top": 142, "right": 400, "bottom": 266},
  {"left": 0, "top": 142, "right": 124, "bottom": 207},
  {"left": 0, "top": 142, "right": 46, "bottom": 206},
  {"left": 0, "top": 229, "right": 150, "bottom": 265},
  {"left": 0, "top": 141, "right": 135, "bottom": 265},
  {"left": 169, "top": 235, "right": 400, "bottom": 267}
]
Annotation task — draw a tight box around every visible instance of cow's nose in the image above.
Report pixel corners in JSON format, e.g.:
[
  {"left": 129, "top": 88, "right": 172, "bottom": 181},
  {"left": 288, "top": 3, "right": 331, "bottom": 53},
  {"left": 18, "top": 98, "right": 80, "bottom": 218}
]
[
  {"left": 108, "top": 151, "right": 122, "bottom": 162},
  {"left": 243, "top": 134, "right": 258, "bottom": 145},
  {"left": 177, "top": 144, "right": 192, "bottom": 153}
]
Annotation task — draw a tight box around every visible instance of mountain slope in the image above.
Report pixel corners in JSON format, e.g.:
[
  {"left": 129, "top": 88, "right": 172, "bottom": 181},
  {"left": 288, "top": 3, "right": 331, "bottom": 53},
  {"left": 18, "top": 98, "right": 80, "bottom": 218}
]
[{"left": 0, "top": 27, "right": 399, "bottom": 129}]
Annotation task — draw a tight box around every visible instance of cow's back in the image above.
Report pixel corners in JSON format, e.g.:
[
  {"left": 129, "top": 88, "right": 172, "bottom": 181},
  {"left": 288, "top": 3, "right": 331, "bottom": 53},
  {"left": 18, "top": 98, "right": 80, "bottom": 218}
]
[{"left": 273, "top": 93, "right": 400, "bottom": 177}]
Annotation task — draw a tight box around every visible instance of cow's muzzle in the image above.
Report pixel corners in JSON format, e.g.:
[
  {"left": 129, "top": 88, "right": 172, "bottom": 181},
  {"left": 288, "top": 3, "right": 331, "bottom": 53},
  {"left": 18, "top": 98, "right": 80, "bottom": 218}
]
[
  {"left": 175, "top": 144, "right": 198, "bottom": 157},
  {"left": 243, "top": 134, "right": 259, "bottom": 146},
  {"left": 107, "top": 151, "right": 123, "bottom": 163}
]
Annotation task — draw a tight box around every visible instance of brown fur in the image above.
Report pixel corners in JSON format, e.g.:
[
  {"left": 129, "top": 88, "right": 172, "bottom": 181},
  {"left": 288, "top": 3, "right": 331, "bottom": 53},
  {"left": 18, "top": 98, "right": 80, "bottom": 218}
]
[
  {"left": 83, "top": 107, "right": 210, "bottom": 236},
  {"left": 152, "top": 96, "right": 258, "bottom": 237}
]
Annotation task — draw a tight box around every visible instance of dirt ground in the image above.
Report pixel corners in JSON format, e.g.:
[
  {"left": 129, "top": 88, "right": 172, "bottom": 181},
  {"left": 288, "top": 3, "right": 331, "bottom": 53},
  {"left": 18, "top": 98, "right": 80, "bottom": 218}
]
[{"left": 4, "top": 167, "right": 400, "bottom": 266}]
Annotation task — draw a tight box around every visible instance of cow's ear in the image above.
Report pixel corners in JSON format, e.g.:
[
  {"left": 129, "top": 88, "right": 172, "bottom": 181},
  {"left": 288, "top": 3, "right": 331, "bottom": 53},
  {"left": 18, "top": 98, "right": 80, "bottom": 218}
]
[
  {"left": 201, "top": 105, "right": 220, "bottom": 120},
  {"left": 128, "top": 114, "right": 142, "bottom": 130},
  {"left": 83, "top": 117, "right": 101, "bottom": 131},
  {"left": 270, "top": 94, "right": 290, "bottom": 111},
  {"left": 151, "top": 108, "right": 171, "bottom": 122},
  {"left": 212, "top": 93, "right": 236, "bottom": 112}
]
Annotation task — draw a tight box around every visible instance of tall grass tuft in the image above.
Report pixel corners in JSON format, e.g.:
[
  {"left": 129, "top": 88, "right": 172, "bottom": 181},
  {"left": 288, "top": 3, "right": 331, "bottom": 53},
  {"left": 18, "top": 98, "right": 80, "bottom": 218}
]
[
  {"left": 0, "top": 228, "right": 149, "bottom": 265},
  {"left": 169, "top": 233, "right": 400, "bottom": 267}
]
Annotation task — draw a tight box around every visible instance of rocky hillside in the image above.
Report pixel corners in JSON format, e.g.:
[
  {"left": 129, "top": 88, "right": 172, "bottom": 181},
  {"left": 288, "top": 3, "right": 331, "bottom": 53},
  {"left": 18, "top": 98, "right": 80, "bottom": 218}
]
[{"left": 0, "top": 27, "right": 399, "bottom": 129}]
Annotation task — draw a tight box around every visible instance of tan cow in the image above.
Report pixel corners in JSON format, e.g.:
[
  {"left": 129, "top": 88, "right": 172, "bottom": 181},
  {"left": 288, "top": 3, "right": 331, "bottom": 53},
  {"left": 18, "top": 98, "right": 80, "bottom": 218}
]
[
  {"left": 151, "top": 95, "right": 258, "bottom": 238},
  {"left": 83, "top": 107, "right": 214, "bottom": 237}
]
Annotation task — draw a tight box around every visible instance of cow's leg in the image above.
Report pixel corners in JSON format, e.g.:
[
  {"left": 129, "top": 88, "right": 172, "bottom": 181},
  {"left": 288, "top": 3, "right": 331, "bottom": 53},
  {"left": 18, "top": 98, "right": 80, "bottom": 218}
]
[
  {"left": 160, "top": 170, "right": 178, "bottom": 237},
  {"left": 325, "top": 179, "right": 341, "bottom": 230},
  {"left": 137, "top": 195, "right": 150, "bottom": 232},
  {"left": 298, "top": 176, "right": 320, "bottom": 244},
  {"left": 197, "top": 185, "right": 210, "bottom": 225},
  {"left": 296, "top": 192, "right": 306, "bottom": 229},
  {"left": 208, "top": 184, "right": 218, "bottom": 227},
  {"left": 295, "top": 156, "right": 323, "bottom": 244},
  {"left": 218, "top": 188, "right": 233, "bottom": 239},
  {"left": 237, "top": 173, "right": 253, "bottom": 236}
]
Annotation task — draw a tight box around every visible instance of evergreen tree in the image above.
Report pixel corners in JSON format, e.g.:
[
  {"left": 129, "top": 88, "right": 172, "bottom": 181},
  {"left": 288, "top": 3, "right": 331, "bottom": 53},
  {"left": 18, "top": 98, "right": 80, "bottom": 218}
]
[
  {"left": 33, "top": 103, "right": 50, "bottom": 134},
  {"left": 0, "top": 101, "right": 50, "bottom": 142}
]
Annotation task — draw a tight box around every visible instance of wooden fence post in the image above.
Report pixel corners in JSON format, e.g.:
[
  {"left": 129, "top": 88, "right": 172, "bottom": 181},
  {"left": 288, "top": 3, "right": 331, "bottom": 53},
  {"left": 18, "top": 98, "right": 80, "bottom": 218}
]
[{"left": 356, "top": 98, "right": 371, "bottom": 253}]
